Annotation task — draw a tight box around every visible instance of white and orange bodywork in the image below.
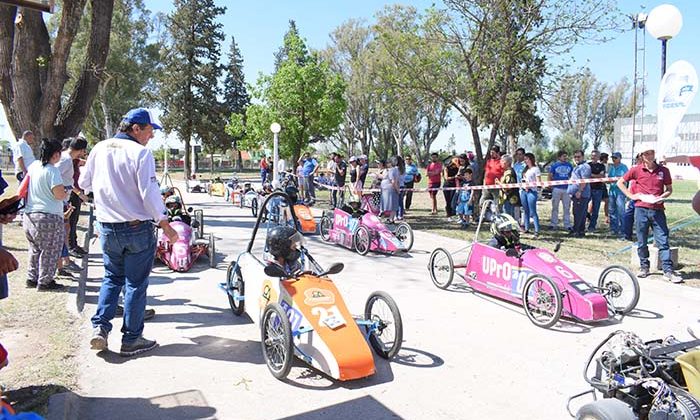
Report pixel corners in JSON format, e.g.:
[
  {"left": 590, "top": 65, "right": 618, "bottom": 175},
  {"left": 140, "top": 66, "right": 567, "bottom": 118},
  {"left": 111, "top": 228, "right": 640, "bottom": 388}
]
[
  {"left": 293, "top": 204, "right": 317, "bottom": 234},
  {"left": 237, "top": 252, "right": 376, "bottom": 381}
]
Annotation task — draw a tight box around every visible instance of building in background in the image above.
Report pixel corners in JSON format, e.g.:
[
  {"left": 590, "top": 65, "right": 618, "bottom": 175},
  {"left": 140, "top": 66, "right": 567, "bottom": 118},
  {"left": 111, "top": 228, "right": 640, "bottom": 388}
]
[{"left": 614, "top": 113, "right": 700, "bottom": 180}]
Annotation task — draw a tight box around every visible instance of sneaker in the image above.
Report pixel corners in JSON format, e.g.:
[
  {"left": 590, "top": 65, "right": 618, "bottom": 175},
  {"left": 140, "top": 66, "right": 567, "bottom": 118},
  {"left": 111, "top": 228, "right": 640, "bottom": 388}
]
[
  {"left": 663, "top": 271, "right": 683, "bottom": 284},
  {"left": 37, "top": 281, "right": 66, "bottom": 291},
  {"left": 71, "top": 246, "right": 88, "bottom": 255},
  {"left": 533, "top": 233, "right": 540, "bottom": 239},
  {"left": 56, "top": 268, "right": 74, "bottom": 278},
  {"left": 637, "top": 268, "right": 650, "bottom": 278},
  {"left": 90, "top": 327, "right": 109, "bottom": 351},
  {"left": 64, "top": 261, "right": 82, "bottom": 272},
  {"left": 26, "top": 280, "right": 37, "bottom": 288},
  {"left": 120, "top": 336, "right": 158, "bottom": 357}
]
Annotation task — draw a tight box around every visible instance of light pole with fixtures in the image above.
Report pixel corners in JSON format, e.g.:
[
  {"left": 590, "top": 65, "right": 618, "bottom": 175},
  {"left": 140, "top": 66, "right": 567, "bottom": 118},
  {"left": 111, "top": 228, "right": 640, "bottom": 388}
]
[
  {"left": 645, "top": 4, "right": 683, "bottom": 77},
  {"left": 270, "top": 122, "right": 281, "bottom": 183}
]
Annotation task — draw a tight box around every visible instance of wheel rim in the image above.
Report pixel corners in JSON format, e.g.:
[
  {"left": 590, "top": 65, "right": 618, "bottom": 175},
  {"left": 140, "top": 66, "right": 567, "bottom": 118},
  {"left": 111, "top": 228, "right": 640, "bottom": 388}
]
[
  {"left": 368, "top": 297, "right": 397, "bottom": 352},
  {"left": 263, "top": 310, "right": 288, "bottom": 373},
  {"left": 524, "top": 278, "right": 559, "bottom": 326},
  {"left": 601, "top": 268, "right": 636, "bottom": 311},
  {"left": 356, "top": 228, "right": 369, "bottom": 253},
  {"left": 429, "top": 250, "right": 452, "bottom": 288},
  {"left": 395, "top": 224, "right": 409, "bottom": 243}
]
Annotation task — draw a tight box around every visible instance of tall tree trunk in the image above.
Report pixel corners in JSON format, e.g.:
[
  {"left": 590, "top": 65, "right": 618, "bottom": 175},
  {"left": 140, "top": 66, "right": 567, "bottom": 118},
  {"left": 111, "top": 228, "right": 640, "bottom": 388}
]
[{"left": 0, "top": 1, "right": 114, "bottom": 144}]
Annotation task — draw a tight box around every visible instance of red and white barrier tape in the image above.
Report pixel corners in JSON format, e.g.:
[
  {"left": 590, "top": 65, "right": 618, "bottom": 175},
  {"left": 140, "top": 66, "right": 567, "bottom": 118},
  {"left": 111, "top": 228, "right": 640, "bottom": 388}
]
[{"left": 311, "top": 176, "right": 621, "bottom": 193}]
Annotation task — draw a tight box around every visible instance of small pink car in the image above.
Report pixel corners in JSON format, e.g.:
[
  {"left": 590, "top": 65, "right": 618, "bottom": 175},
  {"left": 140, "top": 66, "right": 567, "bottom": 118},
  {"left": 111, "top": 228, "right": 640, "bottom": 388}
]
[
  {"left": 156, "top": 210, "right": 216, "bottom": 272},
  {"left": 319, "top": 207, "right": 413, "bottom": 255},
  {"left": 428, "top": 202, "right": 640, "bottom": 328}
]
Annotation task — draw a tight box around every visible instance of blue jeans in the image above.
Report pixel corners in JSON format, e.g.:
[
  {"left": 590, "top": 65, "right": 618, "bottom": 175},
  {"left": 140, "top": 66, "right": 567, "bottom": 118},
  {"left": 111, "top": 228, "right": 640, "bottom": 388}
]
[
  {"left": 623, "top": 200, "right": 636, "bottom": 239},
  {"left": 521, "top": 189, "right": 539, "bottom": 233},
  {"left": 608, "top": 191, "right": 626, "bottom": 236},
  {"left": 571, "top": 195, "right": 590, "bottom": 235},
  {"left": 260, "top": 169, "right": 268, "bottom": 184},
  {"left": 635, "top": 207, "right": 672, "bottom": 273},
  {"left": 588, "top": 188, "right": 604, "bottom": 231},
  {"left": 502, "top": 200, "right": 515, "bottom": 217},
  {"left": 92, "top": 221, "right": 156, "bottom": 343}
]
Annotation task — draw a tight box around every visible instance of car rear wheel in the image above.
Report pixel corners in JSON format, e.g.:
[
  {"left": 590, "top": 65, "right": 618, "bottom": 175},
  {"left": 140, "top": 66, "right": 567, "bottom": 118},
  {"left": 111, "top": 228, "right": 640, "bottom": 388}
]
[
  {"left": 261, "top": 303, "right": 293, "bottom": 380},
  {"left": 598, "top": 265, "right": 639, "bottom": 315},
  {"left": 393, "top": 222, "right": 414, "bottom": 252},
  {"left": 364, "top": 291, "right": 403, "bottom": 359},
  {"left": 428, "top": 248, "right": 454, "bottom": 289},
  {"left": 354, "top": 225, "right": 370, "bottom": 255},
  {"left": 226, "top": 263, "right": 244, "bottom": 316},
  {"left": 208, "top": 234, "right": 216, "bottom": 268},
  {"left": 522, "top": 274, "right": 562, "bottom": 329},
  {"left": 251, "top": 198, "right": 258, "bottom": 217},
  {"left": 575, "top": 398, "right": 635, "bottom": 420},
  {"left": 193, "top": 209, "right": 204, "bottom": 239},
  {"left": 319, "top": 216, "right": 332, "bottom": 242}
]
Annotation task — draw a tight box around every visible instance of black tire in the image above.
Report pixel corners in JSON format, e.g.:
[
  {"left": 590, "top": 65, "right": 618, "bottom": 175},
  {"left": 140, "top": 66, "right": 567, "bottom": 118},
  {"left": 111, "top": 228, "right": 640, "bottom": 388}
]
[
  {"left": 251, "top": 198, "right": 258, "bottom": 217},
  {"left": 208, "top": 235, "right": 216, "bottom": 268},
  {"left": 261, "top": 303, "right": 293, "bottom": 380},
  {"left": 238, "top": 192, "right": 244, "bottom": 208},
  {"left": 353, "top": 225, "right": 371, "bottom": 255},
  {"left": 522, "top": 274, "right": 562, "bottom": 329},
  {"left": 226, "top": 263, "right": 244, "bottom": 316},
  {"left": 575, "top": 399, "right": 636, "bottom": 420},
  {"left": 598, "top": 265, "right": 640, "bottom": 315},
  {"left": 394, "top": 222, "right": 414, "bottom": 252},
  {"left": 428, "top": 248, "right": 454, "bottom": 289},
  {"left": 319, "top": 216, "right": 332, "bottom": 242},
  {"left": 672, "top": 387, "right": 700, "bottom": 419},
  {"left": 364, "top": 291, "right": 403, "bottom": 359}
]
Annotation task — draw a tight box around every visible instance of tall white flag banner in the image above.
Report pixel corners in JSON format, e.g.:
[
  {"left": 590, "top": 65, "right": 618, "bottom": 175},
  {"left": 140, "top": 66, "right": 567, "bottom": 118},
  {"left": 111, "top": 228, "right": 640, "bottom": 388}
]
[{"left": 656, "top": 60, "right": 697, "bottom": 158}]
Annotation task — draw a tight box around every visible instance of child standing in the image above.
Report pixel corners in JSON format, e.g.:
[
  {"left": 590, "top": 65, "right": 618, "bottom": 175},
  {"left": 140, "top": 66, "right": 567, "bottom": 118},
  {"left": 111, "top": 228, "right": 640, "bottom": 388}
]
[{"left": 455, "top": 168, "right": 474, "bottom": 228}]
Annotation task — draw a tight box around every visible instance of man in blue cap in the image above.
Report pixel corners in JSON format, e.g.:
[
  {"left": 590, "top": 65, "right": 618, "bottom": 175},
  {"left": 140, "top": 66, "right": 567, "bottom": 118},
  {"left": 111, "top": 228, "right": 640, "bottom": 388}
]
[{"left": 80, "top": 108, "right": 178, "bottom": 357}]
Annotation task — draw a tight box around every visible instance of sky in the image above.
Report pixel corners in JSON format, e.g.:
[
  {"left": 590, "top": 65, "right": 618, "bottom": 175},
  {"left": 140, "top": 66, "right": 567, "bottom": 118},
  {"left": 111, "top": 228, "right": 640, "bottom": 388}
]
[{"left": 2, "top": 0, "right": 699, "bottom": 153}]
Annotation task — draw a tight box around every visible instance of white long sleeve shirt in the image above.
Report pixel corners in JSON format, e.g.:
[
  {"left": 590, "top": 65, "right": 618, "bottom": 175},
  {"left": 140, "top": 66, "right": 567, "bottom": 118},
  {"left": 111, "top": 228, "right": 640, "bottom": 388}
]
[{"left": 79, "top": 133, "right": 166, "bottom": 223}]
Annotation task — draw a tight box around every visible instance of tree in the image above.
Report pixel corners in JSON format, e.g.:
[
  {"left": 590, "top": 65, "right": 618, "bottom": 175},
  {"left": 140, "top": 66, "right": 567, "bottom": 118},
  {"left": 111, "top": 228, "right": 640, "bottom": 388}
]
[
  {"left": 68, "top": 0, "right": 161, "bottom": 143},
  {"left": 158, "top": 0, "right": 225, "bottom": 179},
  {"left": 273, "top": 20, "right": 307, "bottom": 71},
  {"left": 546, "top": 68, "right": 606, "bottom": 150},
  {"left": 222, "top": 36, "right": 250, "bottom": 170},
  {"left": 374, "top": 0, "right": 618, "bottom": 180},
  {"left": 0, "top": 1, "right": 114, "bottom": 140},
  {"left": 245, "top": 22, "right": 346, "bottom": 164},
  {"left": 589, "top": 78, "right": 634, "bottom": 151}
]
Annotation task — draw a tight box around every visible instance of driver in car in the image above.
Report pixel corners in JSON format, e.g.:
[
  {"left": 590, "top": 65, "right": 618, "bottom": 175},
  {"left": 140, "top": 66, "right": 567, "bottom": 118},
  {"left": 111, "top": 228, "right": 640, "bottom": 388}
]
[
  {"left": 488, "top": 213, "right": 523, "bottom": 251},
  {"left": 266, "top": 226, "right": 304, "bottom": 276},
  {"left": 165, "top": 195, "right": 192, "bottom": 225}
]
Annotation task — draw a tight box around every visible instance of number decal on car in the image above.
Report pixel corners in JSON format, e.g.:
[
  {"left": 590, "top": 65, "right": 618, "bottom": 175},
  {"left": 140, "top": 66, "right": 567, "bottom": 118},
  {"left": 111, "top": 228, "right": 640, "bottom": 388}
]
[{"left": 311, "top": 305, "right": 346, "bottom": 329}]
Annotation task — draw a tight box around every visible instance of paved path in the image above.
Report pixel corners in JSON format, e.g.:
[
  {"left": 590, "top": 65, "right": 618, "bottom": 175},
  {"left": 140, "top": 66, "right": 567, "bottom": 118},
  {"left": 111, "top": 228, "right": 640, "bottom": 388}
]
[{"left": 50, "top": 184, "right": 700, "bottom": 420}]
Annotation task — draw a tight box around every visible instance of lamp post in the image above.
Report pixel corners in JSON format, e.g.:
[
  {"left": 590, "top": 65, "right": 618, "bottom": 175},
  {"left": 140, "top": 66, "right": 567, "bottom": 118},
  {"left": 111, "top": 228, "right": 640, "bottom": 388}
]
[
  {"left": 645, "top": 4, "right": 683, "bottom": 77},
  {"left": 270, "top": 122, "right": 281, "bottom": 183}
]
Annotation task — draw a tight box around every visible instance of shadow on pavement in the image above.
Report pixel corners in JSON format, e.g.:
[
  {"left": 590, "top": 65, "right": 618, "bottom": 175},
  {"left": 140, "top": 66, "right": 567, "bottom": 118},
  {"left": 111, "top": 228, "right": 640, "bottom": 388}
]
[
  {"left": 281, "top": 354, "right": 395, "bottom": 391},
  {"left": 392, "top": 346, "right": 444, "bottom": 368},
  {"left": 624, "top": 308, "right": 664, "bottom": 320},
  {"left": 95, "top": 335, "right": 262, "bottom": 366},
  {"left": 48, "top": 389, "right": 216, "bottom": 420},
  {"left": 276, "top": 395, "right": 401, "bottom": 419}
]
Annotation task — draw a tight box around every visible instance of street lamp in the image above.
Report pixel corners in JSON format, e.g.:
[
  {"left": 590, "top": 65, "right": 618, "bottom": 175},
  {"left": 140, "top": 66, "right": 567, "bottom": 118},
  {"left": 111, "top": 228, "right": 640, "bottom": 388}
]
[
  {"left": 270, "top": 122, "right": 281, "bottom": 183},
  {"left": 645, "top": 4, "right": 683, "bottom": 77}
]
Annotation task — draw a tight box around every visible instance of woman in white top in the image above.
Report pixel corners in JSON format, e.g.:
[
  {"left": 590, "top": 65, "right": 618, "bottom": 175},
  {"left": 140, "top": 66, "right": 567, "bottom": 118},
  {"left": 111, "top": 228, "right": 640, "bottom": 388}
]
[
  {"left": 520, "top": 152, "right": 541, "bottom": 238},
  {"left": 23, "top": 138, "right": 68, "bottom": 291}
]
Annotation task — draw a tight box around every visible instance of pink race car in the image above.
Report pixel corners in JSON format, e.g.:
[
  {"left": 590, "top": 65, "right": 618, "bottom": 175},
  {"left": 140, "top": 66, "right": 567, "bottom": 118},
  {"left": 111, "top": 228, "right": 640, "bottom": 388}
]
[
  {"left": 427, "top": 201, "right": 640, "bottom": 328},
  {"left": 319, "top": 204, "right": 413, "bottom": 255},
  {"left": 156, "top": 209, "right": 216, "bottom": 272}
]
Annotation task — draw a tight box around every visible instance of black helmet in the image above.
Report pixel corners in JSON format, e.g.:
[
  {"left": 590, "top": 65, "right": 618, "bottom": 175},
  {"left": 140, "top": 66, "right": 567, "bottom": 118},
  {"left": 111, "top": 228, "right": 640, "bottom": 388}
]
[
  {"left": 285, "top": 185, "right": 298, "bottom": 202},
  {"left": 490, "top": 213, "right": 520, "bottom": 245},
  {"left": 266, "top": 226, "right": 303, "bottom": 261}
]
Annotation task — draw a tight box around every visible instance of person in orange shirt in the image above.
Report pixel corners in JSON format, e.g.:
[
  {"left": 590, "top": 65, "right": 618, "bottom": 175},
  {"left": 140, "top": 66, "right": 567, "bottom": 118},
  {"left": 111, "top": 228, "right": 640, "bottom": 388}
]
[{"left": 480, "top": 145, "right": 504, "bottom": 212}]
